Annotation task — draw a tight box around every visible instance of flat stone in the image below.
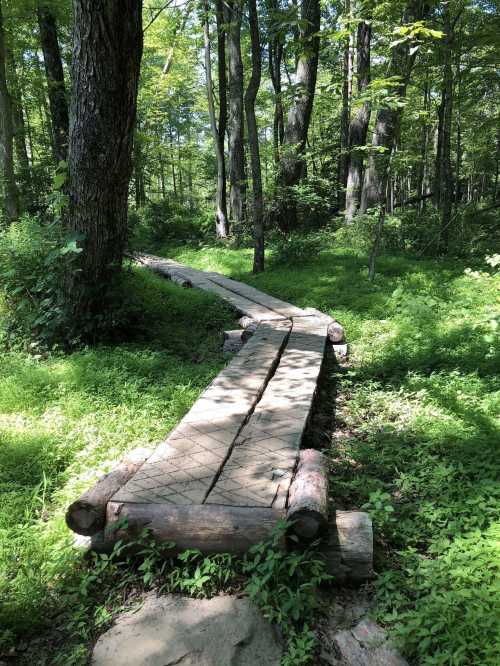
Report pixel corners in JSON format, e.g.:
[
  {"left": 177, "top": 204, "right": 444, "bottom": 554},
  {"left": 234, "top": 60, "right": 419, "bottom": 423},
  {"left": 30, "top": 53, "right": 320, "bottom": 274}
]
[
  {"left": 92, "top": 593, "right": 282, "bottom": 666},
  {"left": 332, "top": 619, "right": 408, "bottom": 666}
]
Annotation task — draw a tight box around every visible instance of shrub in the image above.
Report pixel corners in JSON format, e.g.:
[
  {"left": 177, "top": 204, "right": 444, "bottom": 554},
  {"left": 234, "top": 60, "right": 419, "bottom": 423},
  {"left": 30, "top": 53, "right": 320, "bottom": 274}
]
[
  {"left": 269, "top": 231, "right": 329, "bottom": 266},
  {"left": 0, "top": 215, "right": 81, "bottom": 348},
  {"left": 129, "top": 199, "right": 208, "bottom": 249}
]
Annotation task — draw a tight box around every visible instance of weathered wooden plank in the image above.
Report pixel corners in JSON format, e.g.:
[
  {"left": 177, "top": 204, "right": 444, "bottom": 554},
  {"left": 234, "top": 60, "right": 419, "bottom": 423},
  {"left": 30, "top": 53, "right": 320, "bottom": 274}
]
[
  {"left": 112, "top": 321, "right": 291, "bottom": 506},
  {"left": 206, "top": 317, "right": 328, "bottom": 510}
]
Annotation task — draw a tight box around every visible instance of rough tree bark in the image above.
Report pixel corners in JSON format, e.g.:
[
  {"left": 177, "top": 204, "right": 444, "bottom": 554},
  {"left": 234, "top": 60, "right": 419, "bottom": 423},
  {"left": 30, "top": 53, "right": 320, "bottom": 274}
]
[
  {"left": 344, "top": 15, "right": 371, "bottom": 221},
  {"left": 0, "top": 0, "right": 20, "bottom": 222},
  {"left": 202, "top": 0, "right": 229, "bottom": 237},
  {"left": 267, "top": 0, "right": 284, "bottom": 163},
  {"left": 359, "top": 2, "right": 426, "bottom": 214},
  {"left": 37, "top": 2, "right": 69, "bottom": 164},
  {"left": 225, "top": 0, "right": 246, "bottom": 230},
  {"left": 439, "top": 4, "right": 454, "bottom": 253},
  {"left": 338, "top": 0, "right": 353, "bottom": 211},
  {"left": 7, "top": 48, "right": 31, "bottom": 202},
  {"left": 245, "top": 0, "right": 264, "bottom": 273},
  {"left": 275, "top": 0, "right": 320, "bottom": 231},
  {"left": 66, "top": 0, "right": 143, "bottom": 333}
]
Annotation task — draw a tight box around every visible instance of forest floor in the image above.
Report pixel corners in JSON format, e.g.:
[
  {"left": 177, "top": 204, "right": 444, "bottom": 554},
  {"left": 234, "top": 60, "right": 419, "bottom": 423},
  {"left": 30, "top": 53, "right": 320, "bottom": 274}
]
[{"left": 0, "top": 242, "right": 499, "bottom": 665}]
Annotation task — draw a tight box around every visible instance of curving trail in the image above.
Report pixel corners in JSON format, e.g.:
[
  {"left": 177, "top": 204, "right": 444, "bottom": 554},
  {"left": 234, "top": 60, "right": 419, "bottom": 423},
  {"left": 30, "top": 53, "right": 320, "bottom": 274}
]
[{"left": 113, "top": 254, "right": 330, "bottom": 513}]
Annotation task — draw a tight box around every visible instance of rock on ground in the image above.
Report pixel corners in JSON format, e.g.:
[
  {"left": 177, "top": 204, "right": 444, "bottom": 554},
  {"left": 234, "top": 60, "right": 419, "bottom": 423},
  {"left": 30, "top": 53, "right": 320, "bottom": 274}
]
[
  {"left": 320, "top": 617, "right": 409, "bottom": 666},
  {"left": 92, "top": 593, "right": 282, "bottom": 666}
]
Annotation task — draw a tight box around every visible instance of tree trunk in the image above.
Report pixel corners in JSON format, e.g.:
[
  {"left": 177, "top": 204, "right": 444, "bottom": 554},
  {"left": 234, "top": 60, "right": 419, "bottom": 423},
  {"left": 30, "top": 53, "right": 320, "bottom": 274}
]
[
  {"left": 225, "top": 0, "right": 246, "bottom": 231},
  {"left": 417, "top": 78, "right": 430, "bottom": 213},
  {"left": 433, "top": 87, "right": 445, "bottom": 208},
  {"left": 359, "top": 3, "right": 425, "bottom": 214},
  {"left": 37, "top": 2, "right": 69, "bottom": 164},
  {"left": 338, "top": 0, "right": 353, "bottom": 211},
  {"left": 439, "top": 5, "right": 454, "bottom": 253},
  {"left": 267, "top": 0, "right": 284, "bottom": 163},
  {"left": 0, "top": 1, "right": 20, "bottom": 222},
  {"left": 7, "top": 48, "right": 32, "bottom": 203},
  {"left": 275, "top": 0, "right": 320, "bottom": 231},
  {"left": 344, "top": 16, "right": 371, "bottom": 221},
  {"left": 202, "top": 0, "right": 229, "bottom": 237},
  {"left": 66, "top": 0, "right": 143, "bottom": 336},
  {"left": 245, "top": 0, "right": 264, "bottom": 273}
]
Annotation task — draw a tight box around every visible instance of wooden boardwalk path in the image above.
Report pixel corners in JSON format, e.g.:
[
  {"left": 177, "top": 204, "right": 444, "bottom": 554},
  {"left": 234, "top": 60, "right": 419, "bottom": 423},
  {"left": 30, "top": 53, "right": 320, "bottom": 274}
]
[
  {"left": 67, "top": 253, "right": 376, "bottom": 572},
  {"left": 113, "top": 254, "right": 329, "bottom": 516}
]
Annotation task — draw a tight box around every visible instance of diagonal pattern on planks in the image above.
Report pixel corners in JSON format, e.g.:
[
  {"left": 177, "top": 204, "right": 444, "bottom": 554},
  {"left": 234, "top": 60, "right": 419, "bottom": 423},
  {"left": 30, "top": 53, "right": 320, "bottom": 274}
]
[{"left": 112, "top": 254, "right": 329, "bottom": 512}]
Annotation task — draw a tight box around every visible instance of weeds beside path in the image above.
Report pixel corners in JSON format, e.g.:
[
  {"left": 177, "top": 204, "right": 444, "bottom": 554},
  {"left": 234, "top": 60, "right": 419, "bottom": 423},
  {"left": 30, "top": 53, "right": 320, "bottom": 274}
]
[{"left": 163, "top": 242, "right": 500, "bottom": 666}]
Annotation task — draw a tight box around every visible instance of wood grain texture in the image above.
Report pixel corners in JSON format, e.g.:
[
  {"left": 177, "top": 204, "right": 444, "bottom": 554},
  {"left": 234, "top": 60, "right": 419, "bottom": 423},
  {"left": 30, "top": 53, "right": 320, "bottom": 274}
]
[
  {"left": 105, "top": 501, "right": 285, "bottom": 554},
  {"left": 65, "top": 447, "right": 152, "bottom": 536},
  {"left": 287, "top": 449, "right": 329, "bottom": 539}
]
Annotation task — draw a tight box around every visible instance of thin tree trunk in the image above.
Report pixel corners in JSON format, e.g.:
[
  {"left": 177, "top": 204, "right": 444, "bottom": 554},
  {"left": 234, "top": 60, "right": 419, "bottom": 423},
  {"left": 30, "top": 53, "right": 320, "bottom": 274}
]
[
  {"left": 67, "top": 0, "right": 143, "bottom": 335},
  {"left": 245, "top": 0, "right": 264, "bottom": 273},
  {"left": 267, "top": 0, "right": 284, "bottom": 163},
  {"left": 433, "top": 87, "right": 445, "bottom": 208},
  {"left": 454, "top": 48, "right": 462, "bottom": 206},
  {"left": 417, "top": 77, "right": 430, "bottom": 213},
  {"left": 202, "top": 0, "right": 229, "bottom": 237},
  {"left": 162, "top": 7, "right": 190, "bottom": 78},
  {"left": 338, "top": 0, "right": 353, "bottom": 211},
  {"left": 225, "top": 0, "right": 246, "bottom": 230},
  {"left": 0, "top": 0, "right": 20, "bottom": 222},
  {"left": 439, "top": 5, "right": 454, "bottom": 253},
  {"left": 37, "top": 2, "right": 69, "bottom": 164},
  {"left": 344, "top": 16, "right": 371, "bottom": 221},
  {"left": 276, "top": 0, "right": 321, "bottom": 231},
  {"left": 7, "top": 48, "right": 31, "bottom": 202},
  {"left": 494, "top": 126, "right": 500, "bottom": 204}
]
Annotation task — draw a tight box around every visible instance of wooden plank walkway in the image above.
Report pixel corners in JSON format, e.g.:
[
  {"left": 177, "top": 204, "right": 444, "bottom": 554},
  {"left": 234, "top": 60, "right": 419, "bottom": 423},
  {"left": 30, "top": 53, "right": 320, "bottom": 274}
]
[{"left": 112, "top": 255, "right": 329, "bottom": 515}]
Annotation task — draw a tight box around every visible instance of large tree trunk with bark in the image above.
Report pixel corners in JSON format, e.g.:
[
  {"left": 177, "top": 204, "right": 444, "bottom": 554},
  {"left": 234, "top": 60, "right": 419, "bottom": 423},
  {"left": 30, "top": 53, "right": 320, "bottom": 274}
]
[
  {"left": 66, "top": 0, "right": 142, "bottom": 335},
  {"left": 37, "top": 2, "right": 69, "bottom": 165},
  {"left": 359, "top": 2, "right": 426, "bottom": 214},
  {"left": 202, "top": 0, "right": 229, "bottom": 237},
  {"left": 344, "top": 16, "right": 371, "bottom": 221},
  {"left": 245, "top": 0, "right": 264, "bottom": 273},
  {"left": 275, "top": 0, "right": 320, "bottom": 231},
  {"left": 0, "top": 1, "right": 20, "bottom": 222},
  {"left": 225, "top": 0, "right": 246, "bottom": 231}
]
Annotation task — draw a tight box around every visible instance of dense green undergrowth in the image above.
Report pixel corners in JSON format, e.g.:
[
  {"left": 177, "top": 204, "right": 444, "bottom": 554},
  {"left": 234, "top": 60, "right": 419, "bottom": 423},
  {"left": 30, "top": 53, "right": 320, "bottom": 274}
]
[
  {"left": 1, "top": 239, "right": 499, "bottom": 665},
  {"left": 0, "top": 267, "right": 236, "bottom": 661},
  {"left": 160, "top": 240, "right": 500, "bottom": 666}
]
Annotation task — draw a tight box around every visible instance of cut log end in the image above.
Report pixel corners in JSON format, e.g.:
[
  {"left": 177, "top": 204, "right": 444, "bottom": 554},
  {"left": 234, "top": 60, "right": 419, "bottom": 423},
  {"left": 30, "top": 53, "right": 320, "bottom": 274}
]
[
  {"left": 65, "top": 447, "right": 152, "bottom": 537},
  {"left": 320, "top": 511, "right": 373, "bottom": 582},
  {"left": 327, "top": 320, "right": 345, "bottom": 343}
]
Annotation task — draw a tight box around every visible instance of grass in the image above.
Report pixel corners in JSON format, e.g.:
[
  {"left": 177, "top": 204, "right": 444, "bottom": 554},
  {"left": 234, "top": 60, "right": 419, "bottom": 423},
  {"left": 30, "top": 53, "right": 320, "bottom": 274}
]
[
  {"left": 1, "top": 239, "right": 499, "bottom": 665},
  {"left": 0, "top": 266, "right": 236, "bottom": 661},
  {"left": 159, "top": 239, "right": 500, "bottom": 666}
]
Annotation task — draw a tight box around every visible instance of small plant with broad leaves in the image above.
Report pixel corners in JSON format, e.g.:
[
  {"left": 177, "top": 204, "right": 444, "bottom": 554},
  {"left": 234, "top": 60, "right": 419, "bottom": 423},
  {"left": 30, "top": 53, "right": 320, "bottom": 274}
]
[{"left": 243, "top": 520, "right": 332, "bottom": 665}]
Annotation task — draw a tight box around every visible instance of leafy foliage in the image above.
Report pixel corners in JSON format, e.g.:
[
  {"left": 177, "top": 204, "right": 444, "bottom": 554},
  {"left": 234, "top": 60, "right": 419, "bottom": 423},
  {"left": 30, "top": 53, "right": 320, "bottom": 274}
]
[
  {"left": 0, "top": 216, "right": 81, "bottom": 347},
  {"left": 243, "top": 521, "right": 331, "bottom": 665}
]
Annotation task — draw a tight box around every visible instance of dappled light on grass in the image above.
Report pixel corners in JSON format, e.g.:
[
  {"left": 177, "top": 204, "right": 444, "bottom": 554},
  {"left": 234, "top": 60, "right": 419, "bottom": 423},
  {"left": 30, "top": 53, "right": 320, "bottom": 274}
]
[
  {"left": 163, "top": 243, "right": 500, "bottom": 666},
  {"left": 0, "top": 268, "right": 236, "bottom": 653}
]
